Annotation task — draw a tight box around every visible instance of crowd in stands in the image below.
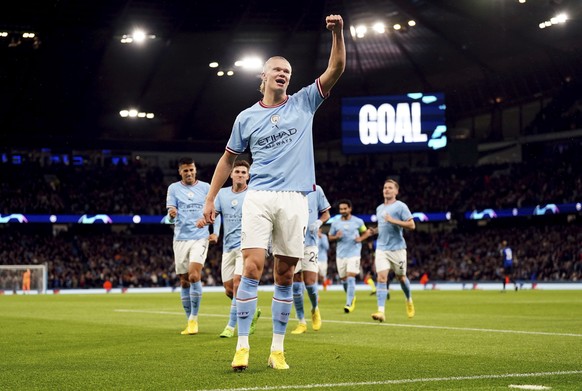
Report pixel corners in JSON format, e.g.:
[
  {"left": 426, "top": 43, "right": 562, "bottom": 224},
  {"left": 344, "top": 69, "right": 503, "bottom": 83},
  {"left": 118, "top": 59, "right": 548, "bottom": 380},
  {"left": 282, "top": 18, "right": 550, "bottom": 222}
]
[
  {"left": 1, "top": 220, "right": 580, "bottom": 292},
  {"left": 2, "top": 147, "right": 581, "bottom": 218},
  {"left": 1, "top": 139, "right": 581, "bottom": 290}
]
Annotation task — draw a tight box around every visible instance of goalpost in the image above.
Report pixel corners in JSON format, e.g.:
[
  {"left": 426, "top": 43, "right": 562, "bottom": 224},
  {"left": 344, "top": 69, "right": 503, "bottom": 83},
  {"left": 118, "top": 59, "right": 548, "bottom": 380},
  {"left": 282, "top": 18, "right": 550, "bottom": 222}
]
[{"left": 0, "top": 264, "right": 48, "bottom": 294}]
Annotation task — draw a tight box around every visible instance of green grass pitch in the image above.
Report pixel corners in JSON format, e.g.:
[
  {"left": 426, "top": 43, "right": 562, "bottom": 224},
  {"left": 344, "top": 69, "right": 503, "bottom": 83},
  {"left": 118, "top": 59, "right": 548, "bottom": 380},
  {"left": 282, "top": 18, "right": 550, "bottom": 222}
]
[{"left": 1, "top": 289, "right": 581, "bottom": 390}]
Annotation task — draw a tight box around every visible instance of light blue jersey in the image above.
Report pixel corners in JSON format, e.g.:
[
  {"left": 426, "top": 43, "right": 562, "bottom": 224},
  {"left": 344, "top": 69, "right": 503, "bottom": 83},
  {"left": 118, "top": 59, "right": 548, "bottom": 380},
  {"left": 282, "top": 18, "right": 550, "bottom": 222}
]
[
  {"left": 330, "top": 216, "right": 366, "bottom": 258},
  {"left": 376, "top": 201, "right": 413, "bottom": 251},
  {"left": 305, "top": 185, "right": 331, "bottom": 247},
  {"left": 317, "top": 234, "right": 329, "bottom": 263},
  {"left": 166, "top": 180, "right": 211, "bottom": 241},
  {"left": 214, "top": 187, "right": 247, "bottom": 252},
  {"left": 226, "top": 80, "right": 326, "bottom": 193}
]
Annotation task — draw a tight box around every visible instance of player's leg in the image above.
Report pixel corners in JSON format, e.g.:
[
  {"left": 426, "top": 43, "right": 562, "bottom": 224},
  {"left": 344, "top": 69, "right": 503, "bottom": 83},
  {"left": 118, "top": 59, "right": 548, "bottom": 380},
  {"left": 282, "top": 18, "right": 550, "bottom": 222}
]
[
  {"left": 186, "top": 239, "right": 209, "bottom": 333},
  {"left": 268, "top": 255, "right": 296, "bottom": 369},
  {"left": 344, "top": 256, "right": 360, "bottom": 312},
  {"left": 267, "top": 191, "right": 306, "bottom": 369},
  {"left": 220, "top": 251, "right": 237, "bottom": 337},
  {"left": 301, "top": 246, "right": 321, "bottom": 331},
  {"left": 390, "top": 250, "right": 414, "bottom": 318},
  {"left": 318, "top": 261, "right": 328, "bottom": 290},
  {"left": 291, "top": 268, "right": 307, "bottom": 334},
  {"left": 174, "top": 241, "right": 194, "bottom": 334},
  {"left": 232, "top": 190, "right": 271, "bottom": 371},
  {"left": 303, "top": 270, "right": 321, "bottom": 331},
  {"left": 336, "top": 258, "right": 348, "bottom": 310},
  {"left": 372, "top": 250, "right": 390, "bottom": 322}
]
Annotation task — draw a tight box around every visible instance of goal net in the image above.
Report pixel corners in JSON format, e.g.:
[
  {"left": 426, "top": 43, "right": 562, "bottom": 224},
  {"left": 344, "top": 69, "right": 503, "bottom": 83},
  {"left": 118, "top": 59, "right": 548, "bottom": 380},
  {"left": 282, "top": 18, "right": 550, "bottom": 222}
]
[{"left": 0, "top": 264, "right": 48, "bottom": 294}]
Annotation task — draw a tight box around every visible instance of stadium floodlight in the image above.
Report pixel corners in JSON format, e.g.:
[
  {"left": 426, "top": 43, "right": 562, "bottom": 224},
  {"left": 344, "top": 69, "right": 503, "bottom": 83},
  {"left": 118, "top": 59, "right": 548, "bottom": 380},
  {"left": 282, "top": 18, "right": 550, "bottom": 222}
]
[
  {"left": 209, "top": 62, "right": 219, "bottom": 68},
  {"left": 372, "top": 23, "right": 385, "bottom": 34},
  {"left": 234, "top": 57, "right": 263, "bottom": 71},
  {"left": 0, "top": 264, "right": 48, "bottom": 294},
  {"left": 355, "top": 25, "right": 367, "bottom": 38}
]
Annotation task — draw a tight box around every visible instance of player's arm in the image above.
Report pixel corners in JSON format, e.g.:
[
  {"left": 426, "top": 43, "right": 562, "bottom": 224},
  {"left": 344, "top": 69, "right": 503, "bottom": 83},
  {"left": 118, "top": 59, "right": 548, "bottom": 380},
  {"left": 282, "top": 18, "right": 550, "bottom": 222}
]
[
  {"left": 309, "top": 208, "right": 331, "bottom": 235},
  {"left": 327, "top": 225, "right": 342, "bottom": 241},
  {"left": 202, "top": 151, "right": 238, "bottom": 224},
  {"left": 385, "top": 214, "right": 416, "bottom": 230},
  {"left": 355, "top": 224, "right": 372, "bottom": 243},
  {"left": 318, "top": 14, "right": 346, "bottom": 96}
]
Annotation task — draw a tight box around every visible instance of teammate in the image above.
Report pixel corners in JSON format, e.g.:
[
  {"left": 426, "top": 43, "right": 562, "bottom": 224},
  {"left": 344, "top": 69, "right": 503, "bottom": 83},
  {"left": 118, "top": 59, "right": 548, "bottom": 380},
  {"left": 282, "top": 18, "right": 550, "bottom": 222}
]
[
  {"left": 317, "top": 228, "right": 330, "bottom": 290},
  {"left": 291, "top": 185, "right": 331, "bottom": 334},
  {"left": 367, "top": 179, "right": 416, "bottom": 322},
  {"left": 212, "top": 160, "right": 261, "bottom": 338},
  {"left": 328, "top": 199, "right": 371, "bottom": 313},
  {"left": 200, "top": 14, "right": 345, "bottom": 371},
  {"left": 500, "top": 240, "right": 518, "bottom": 291},
  {"left": 166, "top": 157, "right": 218, "bottom": 335}
]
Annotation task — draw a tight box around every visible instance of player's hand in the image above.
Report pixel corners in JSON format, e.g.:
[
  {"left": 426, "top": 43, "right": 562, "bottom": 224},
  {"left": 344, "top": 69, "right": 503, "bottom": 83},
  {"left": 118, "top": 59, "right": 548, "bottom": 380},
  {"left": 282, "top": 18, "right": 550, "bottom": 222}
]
[
  {"left": 195, "top": 218, "right": 207, "bottom": 228},
  {"left": 308, "top": 219, "right": 323, "bottom": 236},
  {"left": 208, "top": 233, "right": 218, "bottom": 245},
  {"left": 326, "top": 14, "right": 343, "bottom": 32},
  {"left": 384, "top": 213, "right": 394, "bottom": 224},
  {"left": 168, "top": 207, "right": 177, "bottom": 219},
  {"left": 201, "top": 200, "right": 216, "bottom": 225}
]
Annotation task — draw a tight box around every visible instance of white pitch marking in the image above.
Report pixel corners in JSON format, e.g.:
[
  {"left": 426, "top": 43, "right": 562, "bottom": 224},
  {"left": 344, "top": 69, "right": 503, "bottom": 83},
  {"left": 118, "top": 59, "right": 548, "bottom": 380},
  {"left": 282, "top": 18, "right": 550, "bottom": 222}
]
[
  {"left": 114, "top": 309, "right": 582, "bottom": 338},
  {"left": 509, "top": 385, "right": 552, "bottom": 390},
  {"left": 195, "top": 370, "right": 580, "bottom": 391}
]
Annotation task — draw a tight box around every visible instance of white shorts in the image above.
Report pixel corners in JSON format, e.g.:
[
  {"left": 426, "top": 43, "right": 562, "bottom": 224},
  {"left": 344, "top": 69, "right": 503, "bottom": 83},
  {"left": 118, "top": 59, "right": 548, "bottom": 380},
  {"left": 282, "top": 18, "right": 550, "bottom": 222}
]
[
  {"left": 295, "top": 245, "right": 319, "bottom": 274},
  {"left": 375, "top": 249, "right": 407, "bottom": 276},
  {"left": 318, "top": 261, "right": 328, "bottom": 278},
  {"left": 173, "top": 239, "right": 209, "bottom": 275},
  {"left": 336, "top": 256, "right": 361, "bottom": 279},
  {"left": 221, "top": 248, "right": 243, "bottom": 282},
  {"left": 241, "top": 190, "right": 308, "bottom": 259}
]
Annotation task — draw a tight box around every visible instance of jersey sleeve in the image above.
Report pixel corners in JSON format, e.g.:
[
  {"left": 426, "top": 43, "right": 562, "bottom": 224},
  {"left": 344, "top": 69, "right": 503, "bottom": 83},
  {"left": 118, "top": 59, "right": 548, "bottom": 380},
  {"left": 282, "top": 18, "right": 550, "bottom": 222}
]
[
  {"left": 166, "top": 184, "right": 177, "bottom": 208},
  {"left": 226, "top": 113, "right": 248, "bottom": 154}
]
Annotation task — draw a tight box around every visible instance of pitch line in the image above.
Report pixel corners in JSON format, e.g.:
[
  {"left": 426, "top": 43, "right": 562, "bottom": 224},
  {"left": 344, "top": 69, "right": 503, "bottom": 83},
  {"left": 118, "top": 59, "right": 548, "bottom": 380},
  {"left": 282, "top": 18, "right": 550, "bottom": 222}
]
[
  {"left": 196, "top": 370, "right": 582, "bottom": 391},
  {"left": 114, "top": 309, "right": 582, "bottom": 338}
]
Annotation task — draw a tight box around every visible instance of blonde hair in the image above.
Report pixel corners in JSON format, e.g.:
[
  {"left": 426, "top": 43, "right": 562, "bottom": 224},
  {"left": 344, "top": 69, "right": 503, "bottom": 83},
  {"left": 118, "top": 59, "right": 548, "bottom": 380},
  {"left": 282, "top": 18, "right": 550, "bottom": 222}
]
[
  {"left": 258, "top": 56, "right": 291, "bottom": 95},
  {"left": 385, "top": 178, "right": 400, "bottom": 189}
]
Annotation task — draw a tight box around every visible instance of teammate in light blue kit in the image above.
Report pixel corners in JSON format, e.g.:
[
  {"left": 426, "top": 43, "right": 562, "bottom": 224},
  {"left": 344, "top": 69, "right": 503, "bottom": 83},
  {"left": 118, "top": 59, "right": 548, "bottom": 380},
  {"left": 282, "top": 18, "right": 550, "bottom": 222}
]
[
  {"left": 290, "top": 185, "right": 331, "bottom": 334},
  {"left": 317, "top": 228, "right": 330, "bottom": 290},
  {"left": 367, "top": 179, "right": 416, "bottom": 322},
  {"left": 328, "top": 199, "right": 371, "bottom": 313},
  {"left": 166, "top": 158, "right": 218, "bottom": 335},
  {"left": 201, "top": 14, "right": 346, "bottom": 371},
  {"left": 213, "top": 160, "right": 261, "bottom": 338}
]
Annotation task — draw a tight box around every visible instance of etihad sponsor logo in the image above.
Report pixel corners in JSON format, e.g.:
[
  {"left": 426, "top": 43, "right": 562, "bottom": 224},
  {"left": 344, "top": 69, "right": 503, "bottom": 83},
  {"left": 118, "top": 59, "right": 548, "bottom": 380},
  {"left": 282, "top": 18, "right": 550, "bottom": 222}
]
[{"left": 257, "top": 128, "right": 297, "bottom": 148}]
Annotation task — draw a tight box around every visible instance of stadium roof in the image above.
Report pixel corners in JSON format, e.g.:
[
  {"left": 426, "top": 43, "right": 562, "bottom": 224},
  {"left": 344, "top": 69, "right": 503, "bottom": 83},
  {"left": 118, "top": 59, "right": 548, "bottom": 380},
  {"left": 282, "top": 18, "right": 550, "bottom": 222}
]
[{"left": 1, "top": 0, "right": 581, "bottom": 151}]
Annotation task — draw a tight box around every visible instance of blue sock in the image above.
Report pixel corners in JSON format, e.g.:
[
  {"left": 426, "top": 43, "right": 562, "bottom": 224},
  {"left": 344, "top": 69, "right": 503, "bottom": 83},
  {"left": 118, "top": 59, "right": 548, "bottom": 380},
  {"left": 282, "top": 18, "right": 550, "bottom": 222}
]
[
  {"left": 228, "top": 296, "right": 237, "bottom": 328},
  {"left": 346, "top": 276, "right": 356, "bottom": 306},
  {"left": 272, "top": 284, "right": 293, "bottom": 335},
  {"left": 377, "top": 282, "right": 388, "bottom": 308},
  {"left": 236, "top": 276, "right": 259, "bottom": 336},
  {"left": 400, "top": 277, "right": 412, "bottom": 300},
  {"left": 342, "top": 280, "right": 348, "bottom": 293},
  {"left": 189, "top": 281, "right": 202, "bottom": 316},
  {"left": 292, "top": 281, "right": 305, "bottom": 321},
  {"left": 181, "top": 287, "right": 191, "bottom": 319},
  {"left": 305, "top": 283, "right": 318, "bottom": 309}
]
